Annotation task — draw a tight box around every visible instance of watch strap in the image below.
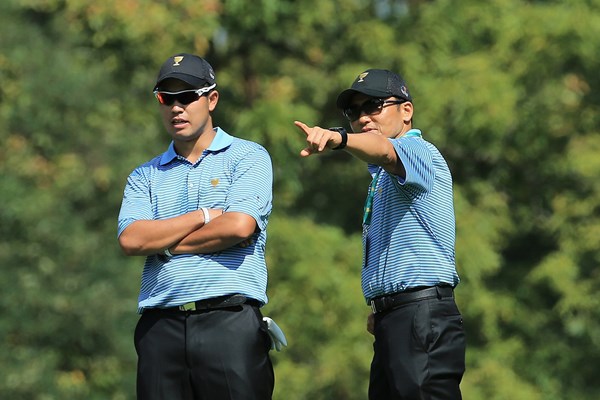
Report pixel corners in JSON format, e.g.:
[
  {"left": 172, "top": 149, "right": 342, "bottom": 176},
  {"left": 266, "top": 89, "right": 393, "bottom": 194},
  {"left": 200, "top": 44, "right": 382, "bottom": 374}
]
[{"left": 329, "top": 127, "right": 348, "bottom": 150}]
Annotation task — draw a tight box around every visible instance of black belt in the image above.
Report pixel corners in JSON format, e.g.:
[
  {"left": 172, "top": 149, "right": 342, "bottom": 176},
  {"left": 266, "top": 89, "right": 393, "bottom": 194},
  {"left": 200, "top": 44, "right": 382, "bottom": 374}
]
[
  {"left": 146, "top": 294, "right": 261, "bottom": 313},
  {"left": 370, "top": 286, "right": 454, "bottom": 314}
]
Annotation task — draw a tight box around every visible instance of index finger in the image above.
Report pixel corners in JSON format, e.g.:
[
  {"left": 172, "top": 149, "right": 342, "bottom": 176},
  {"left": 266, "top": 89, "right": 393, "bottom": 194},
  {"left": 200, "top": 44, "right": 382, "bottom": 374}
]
[{"left": 293, "top": 120, "right": 311, "bottom": 136}]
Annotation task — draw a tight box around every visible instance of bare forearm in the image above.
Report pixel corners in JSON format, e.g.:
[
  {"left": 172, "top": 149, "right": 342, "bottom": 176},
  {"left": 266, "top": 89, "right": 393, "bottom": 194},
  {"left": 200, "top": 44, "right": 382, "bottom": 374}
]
[
  {"left": 345, "top": 133, "right": 397, "bottom": 166},
  {"left": 171, "top": 212, "right": 257, "bottom": 254},
  {"left": 345, "top": 133, "right": 405, "bottom": 177},
  {"left": 295, "top": 121, "right": 404, "bottom": 176},
  {"left": 119, "top": 210, "right": 205, "bottom": 256}
]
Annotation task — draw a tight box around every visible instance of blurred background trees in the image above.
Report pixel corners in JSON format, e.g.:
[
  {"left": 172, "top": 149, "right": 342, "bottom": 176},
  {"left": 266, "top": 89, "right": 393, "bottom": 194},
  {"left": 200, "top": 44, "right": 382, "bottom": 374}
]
[{"left": 1, "top": 0, "right": 599, "bottom": 398}]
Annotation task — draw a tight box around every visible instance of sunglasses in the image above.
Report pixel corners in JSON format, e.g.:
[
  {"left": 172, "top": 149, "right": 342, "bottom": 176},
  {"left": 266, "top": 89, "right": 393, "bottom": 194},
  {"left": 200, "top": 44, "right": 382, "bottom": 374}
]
[
  {"left": 343, "top": 98, "right": 405, "bottom": 121},
  {"left": 153, "top": 84, "right": 216, "bottom": 106}
]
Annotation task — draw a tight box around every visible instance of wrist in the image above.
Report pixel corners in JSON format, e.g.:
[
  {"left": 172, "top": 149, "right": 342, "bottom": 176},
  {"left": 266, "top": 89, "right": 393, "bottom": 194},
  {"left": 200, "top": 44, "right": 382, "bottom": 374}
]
[
  {"left": 329, "top": 127, "right": 347, "bottom": 150},
  {"left": 201, "top": 207, "right": 211, "bottom": 225}
]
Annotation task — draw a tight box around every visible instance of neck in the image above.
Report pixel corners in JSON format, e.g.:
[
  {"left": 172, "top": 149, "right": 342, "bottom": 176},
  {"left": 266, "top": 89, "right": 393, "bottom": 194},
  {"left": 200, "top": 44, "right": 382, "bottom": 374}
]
[
  {"left": 174, "top": 128, "right": 216, "bottom": 162},
  {"left": 393, "top": 121, "right": 413, "bottom": 139}
]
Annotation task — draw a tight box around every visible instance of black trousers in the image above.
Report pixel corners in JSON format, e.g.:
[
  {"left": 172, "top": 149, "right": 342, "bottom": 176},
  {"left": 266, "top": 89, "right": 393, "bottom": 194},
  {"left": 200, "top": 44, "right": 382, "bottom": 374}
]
[
  {"left": 369, "top": 293, "right": 466, "bottom": 400},
  {"left": 134, "top": 304, "right": 274, "bottom": 400}
]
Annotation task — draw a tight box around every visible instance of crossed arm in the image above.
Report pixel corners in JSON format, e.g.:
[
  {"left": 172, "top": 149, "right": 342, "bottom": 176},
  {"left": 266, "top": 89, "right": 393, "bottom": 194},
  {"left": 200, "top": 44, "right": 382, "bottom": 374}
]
[{"left": 118, "top": 209, "right": 257, "bottom": 256}]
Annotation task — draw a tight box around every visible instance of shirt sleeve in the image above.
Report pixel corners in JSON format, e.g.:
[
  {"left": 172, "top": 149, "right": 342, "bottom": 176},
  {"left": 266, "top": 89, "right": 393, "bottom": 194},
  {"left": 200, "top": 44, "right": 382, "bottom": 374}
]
[
  {"left": 390, "top": 137, "right": 435, "bottom": 194},
  {"left": 225, "top": 145, "right": 273, "bottom": 232},
  {"left": 117, "top": 166, "right": 154, "bottom": 237}
]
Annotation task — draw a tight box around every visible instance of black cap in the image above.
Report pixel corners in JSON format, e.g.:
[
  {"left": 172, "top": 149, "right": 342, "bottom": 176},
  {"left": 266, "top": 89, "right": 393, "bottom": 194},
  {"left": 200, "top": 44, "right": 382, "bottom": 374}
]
[
  {"left": 336, "top": 69, "right": 412, "bottom": 109},
  {"left": 154, "top": 53, "right": 216, "bottom": 90}
]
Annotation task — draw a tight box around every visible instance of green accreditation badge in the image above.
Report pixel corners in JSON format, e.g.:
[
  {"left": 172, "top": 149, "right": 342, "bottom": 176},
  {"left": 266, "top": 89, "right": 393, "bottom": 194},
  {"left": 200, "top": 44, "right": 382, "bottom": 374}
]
[{"left": 362, "top": 168, "right": 381, "bottom": 226}]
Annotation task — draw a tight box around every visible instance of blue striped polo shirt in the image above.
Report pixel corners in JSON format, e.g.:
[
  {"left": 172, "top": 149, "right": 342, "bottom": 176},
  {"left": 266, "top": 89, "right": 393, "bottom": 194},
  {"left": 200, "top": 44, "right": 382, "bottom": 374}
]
[
  {"left": 361, "top": 129, "right": 459, "bottom": 302},
  {"left": 118, "top": 127, "right": 273, "bottom": 312}
]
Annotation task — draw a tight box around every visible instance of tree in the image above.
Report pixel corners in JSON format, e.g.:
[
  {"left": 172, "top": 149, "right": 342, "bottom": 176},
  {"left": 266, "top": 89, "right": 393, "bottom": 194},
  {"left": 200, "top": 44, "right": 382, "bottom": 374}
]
[{"left": 1, "top": 0, "right": 599, "bottom": 398}]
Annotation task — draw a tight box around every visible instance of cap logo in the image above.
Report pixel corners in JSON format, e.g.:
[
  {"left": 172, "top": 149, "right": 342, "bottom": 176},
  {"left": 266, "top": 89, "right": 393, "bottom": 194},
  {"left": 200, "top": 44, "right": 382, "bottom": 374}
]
[
  {"left": 173, "top": 56, "right": 184, "bottom": 66},
  {"left": 357, "top": 72, "right": 369, "bottom": 83},
  {"left": 401, "top": 85, "right": 409, "bottom": 98}
]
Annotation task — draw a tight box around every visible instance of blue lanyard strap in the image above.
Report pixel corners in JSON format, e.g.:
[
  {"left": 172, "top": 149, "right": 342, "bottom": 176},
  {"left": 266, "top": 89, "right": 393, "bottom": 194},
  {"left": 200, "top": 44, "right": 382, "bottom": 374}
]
[{"left": 361, "top": 129, "right": 422, "bottom": 226}]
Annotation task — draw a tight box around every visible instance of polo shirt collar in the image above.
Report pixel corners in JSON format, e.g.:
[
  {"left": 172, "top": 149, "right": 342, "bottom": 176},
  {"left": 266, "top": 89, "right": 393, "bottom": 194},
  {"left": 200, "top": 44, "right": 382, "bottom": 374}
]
[
  {"left": 207, "top": 127, "right": 234, "bottom": 151},
  {"left": 159, "top": 127, "right": 233, "bottom": 165}
]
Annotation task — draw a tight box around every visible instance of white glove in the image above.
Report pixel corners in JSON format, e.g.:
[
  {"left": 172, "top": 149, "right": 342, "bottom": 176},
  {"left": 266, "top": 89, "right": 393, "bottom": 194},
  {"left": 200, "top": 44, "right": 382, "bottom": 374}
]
[{"left": 263, "top": 317, "right": 288, "bottom": 351}]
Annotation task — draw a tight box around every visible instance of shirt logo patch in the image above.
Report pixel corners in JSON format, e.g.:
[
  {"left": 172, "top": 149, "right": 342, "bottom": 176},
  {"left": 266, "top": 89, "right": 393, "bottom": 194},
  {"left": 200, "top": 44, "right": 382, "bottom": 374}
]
[{"left": 211, "top": 178, "right": 219, "bottom": 187}]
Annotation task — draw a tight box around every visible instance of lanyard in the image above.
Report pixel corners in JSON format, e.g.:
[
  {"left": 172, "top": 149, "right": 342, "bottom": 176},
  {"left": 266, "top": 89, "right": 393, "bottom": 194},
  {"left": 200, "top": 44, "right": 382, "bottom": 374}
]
[
  {"left": 362, "top": 168, "right": 381, "bottom": 226},
  {"left": 362, "top": 129, "right": 422, "bottom": 226}
]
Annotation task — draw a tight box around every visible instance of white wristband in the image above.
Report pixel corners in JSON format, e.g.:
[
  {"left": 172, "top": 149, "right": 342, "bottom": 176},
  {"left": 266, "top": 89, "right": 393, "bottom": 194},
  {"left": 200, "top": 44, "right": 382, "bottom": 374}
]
[
  {"left": 201, "top": 207, "right": 210, "bottom": 225},
  {"left": 164, "top": 247, "right": 173, "bottom": 257}
]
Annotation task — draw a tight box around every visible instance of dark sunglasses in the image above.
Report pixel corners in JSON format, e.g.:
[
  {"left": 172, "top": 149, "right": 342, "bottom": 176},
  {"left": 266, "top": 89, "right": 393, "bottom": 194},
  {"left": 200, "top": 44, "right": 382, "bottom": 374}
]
[
  {"left": 343, "top": 98, "right": 405, "bottom": 121},
  {"left": 153, "top": 84, "right": 216, "bottom": 106}
]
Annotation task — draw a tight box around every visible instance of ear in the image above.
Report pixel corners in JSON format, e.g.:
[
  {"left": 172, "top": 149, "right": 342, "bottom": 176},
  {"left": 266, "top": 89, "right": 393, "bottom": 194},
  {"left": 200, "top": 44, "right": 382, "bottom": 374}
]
[
  {"left": 401, "top": 101, "right": 413, "bottom": 124},
  {"left": 208, "top": 90, "right": 219, "bottom": 112}
]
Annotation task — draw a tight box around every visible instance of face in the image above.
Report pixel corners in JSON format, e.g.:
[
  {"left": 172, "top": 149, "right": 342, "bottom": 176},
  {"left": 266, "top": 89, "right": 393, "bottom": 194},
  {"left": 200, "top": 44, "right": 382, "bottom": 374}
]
[
  {"left": 156, "top": 78, "right": 219, "bottom": 143},
  {"left": 346, "top": 94, "right": 413, "bottom": 139}
]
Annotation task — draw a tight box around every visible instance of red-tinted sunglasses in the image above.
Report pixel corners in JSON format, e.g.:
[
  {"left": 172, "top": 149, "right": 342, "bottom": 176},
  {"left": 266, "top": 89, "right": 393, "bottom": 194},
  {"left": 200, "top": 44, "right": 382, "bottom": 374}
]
[{"left": 153, "top": 84, "right": 216, "bottom": 106}]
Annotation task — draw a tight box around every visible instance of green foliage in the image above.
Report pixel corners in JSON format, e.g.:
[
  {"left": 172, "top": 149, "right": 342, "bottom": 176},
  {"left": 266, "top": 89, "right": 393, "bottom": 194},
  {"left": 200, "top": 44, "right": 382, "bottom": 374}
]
[
  {"left": 1, "top": 0, "right": 599, "bottom": 398},
  {"left": 263, "top": 215, "right": 370, "bottom": 400}
]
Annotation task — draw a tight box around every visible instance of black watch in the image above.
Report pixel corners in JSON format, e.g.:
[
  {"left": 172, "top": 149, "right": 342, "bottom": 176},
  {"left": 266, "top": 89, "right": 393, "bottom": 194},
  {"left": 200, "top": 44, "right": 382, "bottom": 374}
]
[{"left": 329, "top": 127, "right": 348, "bottom": 150}]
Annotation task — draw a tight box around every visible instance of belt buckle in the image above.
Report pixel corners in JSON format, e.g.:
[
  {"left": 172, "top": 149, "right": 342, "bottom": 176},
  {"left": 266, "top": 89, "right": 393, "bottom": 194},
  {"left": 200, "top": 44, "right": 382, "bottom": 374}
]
[{"left": 179, "top": 302, "right": 196, "bottom": 311}]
